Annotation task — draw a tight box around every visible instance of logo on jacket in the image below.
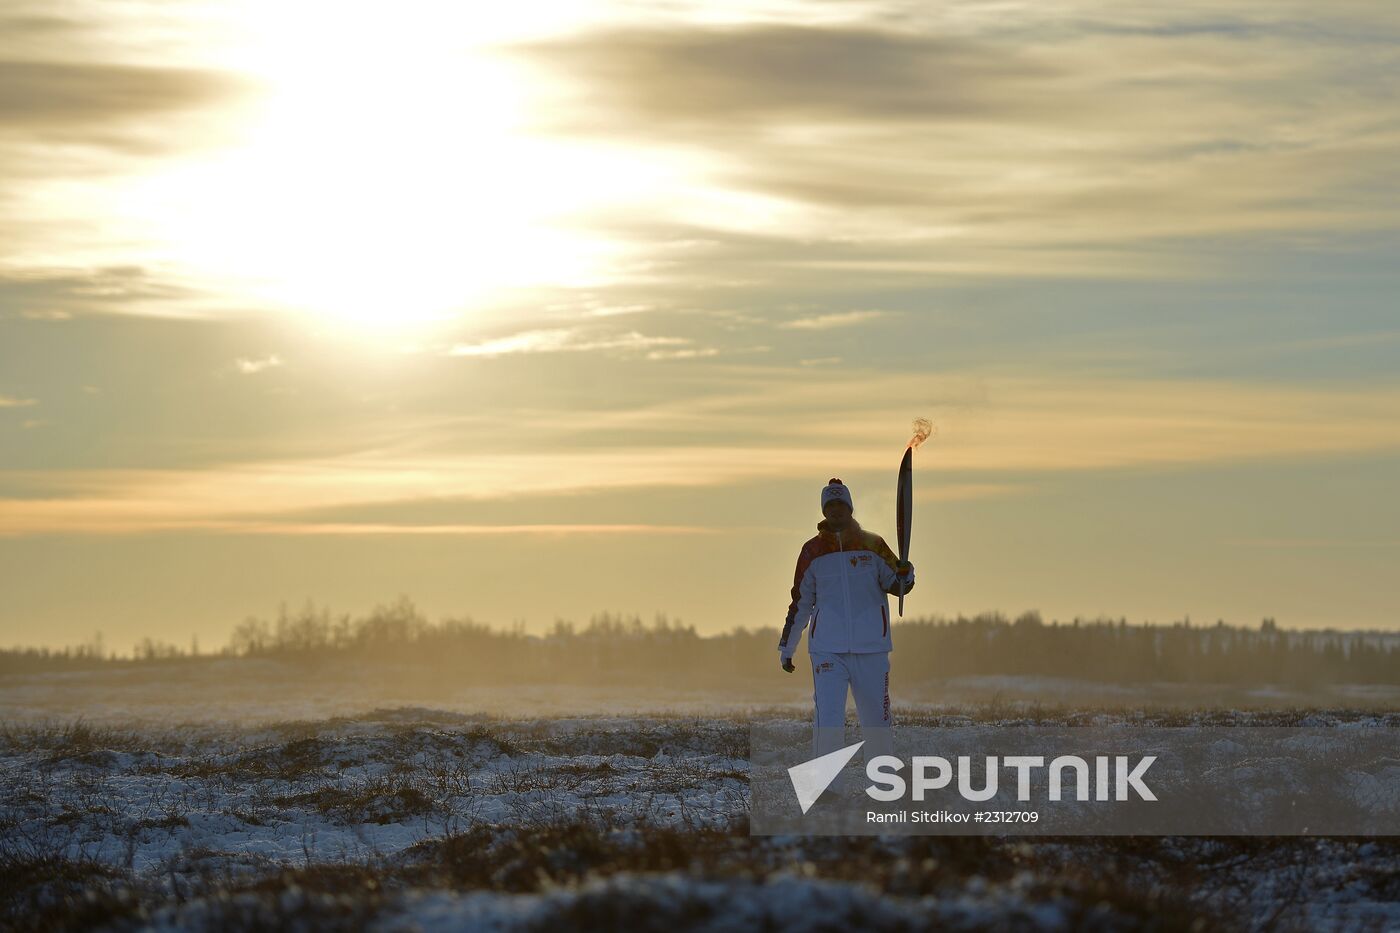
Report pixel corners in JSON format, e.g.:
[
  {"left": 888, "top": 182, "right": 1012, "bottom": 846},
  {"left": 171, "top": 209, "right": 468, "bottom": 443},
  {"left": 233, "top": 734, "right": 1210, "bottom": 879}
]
[{"left": 849, "top": 557, "right": 858, "bottom": 566}]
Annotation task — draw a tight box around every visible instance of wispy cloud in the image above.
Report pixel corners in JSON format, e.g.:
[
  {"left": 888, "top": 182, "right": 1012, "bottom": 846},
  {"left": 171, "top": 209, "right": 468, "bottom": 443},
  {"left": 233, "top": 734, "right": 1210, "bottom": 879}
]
[
  {"left": 388, "top": 366, "right": 1400, "bottom": 476},
  {"left": 0, "top": 443, "right": 825, "bottom": 535},
  {"left": 507, "top": 24, "right": 1055, "bottom": 130},
  {"left": 233, "top": 354, "right": 282, "bottom": 372},
  {"left": 0, "top": 447, "right": 827, "bottom": 535},
  {"left": 70, "top": 520, "right": 723, "bottom": 537},
  {"left": 0, "top": 59, "right": 250, "bottom": 151},
  {"left": 234, "top": 355, "right": 283, "bottom": 375},
  {"left": 0, "top": 395, "right": 37, "bottom": 407},
  {"left": 4, "top": 370, "right": 1399, "bottom": 536},
  {"left": 780, "top": 310, "right": 891, "bottom": 330},
  {"left": 583, "top": 304, "right": 654, "bottom": 318},
  {"left": 0, "top": 265, "right": 207, "bottom": 320},
  {"left": 5, "top": 2, "right": 1397, "bottom": 330},
  {"left": 448, "top": 328, "right": 688, "bottom": 358},
  {"left": 541, "top": 294, "right": 660, "bottom": 318},
  {"left": 645, "top": 347, "right": 719, "bottom": 360},
  {"left": 238, "top": 522, "right": 724, "bottom": 536},
  {"left": 503, "top": 13, "right": 1400, "bottom": 283}
]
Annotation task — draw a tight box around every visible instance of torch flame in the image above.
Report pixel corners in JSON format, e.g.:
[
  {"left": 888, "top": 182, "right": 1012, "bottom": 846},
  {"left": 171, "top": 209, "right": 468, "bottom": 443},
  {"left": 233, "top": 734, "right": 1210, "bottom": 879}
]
[{"left": 908, "top": 417, "right": 934, "bottom": 449}]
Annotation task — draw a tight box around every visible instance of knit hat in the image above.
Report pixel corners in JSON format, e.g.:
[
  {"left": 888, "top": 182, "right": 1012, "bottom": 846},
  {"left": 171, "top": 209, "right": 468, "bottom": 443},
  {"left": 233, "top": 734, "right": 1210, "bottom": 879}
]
[{"left": 821, "top": 477, "right": 854, "bottom": 513}]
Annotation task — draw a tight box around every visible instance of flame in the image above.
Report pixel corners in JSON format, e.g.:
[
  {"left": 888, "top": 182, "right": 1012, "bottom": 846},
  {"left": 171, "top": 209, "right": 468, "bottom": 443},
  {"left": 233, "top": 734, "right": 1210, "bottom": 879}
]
[{"left": 908, "top": 417, "right": 935, "bottom": 449}]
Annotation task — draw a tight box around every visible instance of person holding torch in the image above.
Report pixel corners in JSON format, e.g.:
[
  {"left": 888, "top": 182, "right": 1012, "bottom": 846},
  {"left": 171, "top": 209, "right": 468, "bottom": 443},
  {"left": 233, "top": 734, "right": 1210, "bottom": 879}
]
[{"left": 779, "top": 478, "right": 914, "bottom": 760}]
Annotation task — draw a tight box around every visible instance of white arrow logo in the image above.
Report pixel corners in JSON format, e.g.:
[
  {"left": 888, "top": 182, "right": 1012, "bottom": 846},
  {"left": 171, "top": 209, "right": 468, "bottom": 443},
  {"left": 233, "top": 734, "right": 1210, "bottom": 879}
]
[{"left": 788, "top": 741, "right": 865, "bottom": 814}]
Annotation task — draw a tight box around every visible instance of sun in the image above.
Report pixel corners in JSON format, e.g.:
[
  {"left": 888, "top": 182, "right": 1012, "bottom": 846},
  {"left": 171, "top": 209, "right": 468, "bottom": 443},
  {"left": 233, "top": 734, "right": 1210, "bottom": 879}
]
[{"left": 118, "top": 2, "right": 639, "bottom": 338}]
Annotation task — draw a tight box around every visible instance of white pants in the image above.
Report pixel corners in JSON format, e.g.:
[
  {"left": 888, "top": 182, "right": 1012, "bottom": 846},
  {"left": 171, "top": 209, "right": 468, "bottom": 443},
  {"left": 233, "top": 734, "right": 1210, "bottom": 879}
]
[{"left": 811, "top": 650, "right": 893, "bottom": 766}]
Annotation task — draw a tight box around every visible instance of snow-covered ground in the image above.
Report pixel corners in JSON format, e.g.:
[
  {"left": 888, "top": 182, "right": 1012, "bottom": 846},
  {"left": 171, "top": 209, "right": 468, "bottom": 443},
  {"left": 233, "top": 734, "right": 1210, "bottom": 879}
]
[{"left": 2, "top": 707, "right": 1398, "bottom": 931}]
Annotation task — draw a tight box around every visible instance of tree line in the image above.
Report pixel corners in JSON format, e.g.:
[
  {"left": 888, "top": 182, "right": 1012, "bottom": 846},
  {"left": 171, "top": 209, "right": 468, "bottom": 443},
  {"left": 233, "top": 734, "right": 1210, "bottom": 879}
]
[{"left": 3, "top": 597, "right": 1398, "bottom": 687}]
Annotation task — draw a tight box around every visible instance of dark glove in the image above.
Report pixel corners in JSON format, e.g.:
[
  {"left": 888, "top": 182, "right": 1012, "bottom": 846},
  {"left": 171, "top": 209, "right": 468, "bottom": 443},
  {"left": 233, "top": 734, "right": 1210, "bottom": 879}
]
[{"left": 781, "top": 655, "right": 796, "bottom": 673}]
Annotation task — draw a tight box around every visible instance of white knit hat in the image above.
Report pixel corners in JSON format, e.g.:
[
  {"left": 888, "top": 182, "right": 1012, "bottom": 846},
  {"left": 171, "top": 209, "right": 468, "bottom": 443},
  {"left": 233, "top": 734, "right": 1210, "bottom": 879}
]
[{"left": 821, "top": 477, "right": 854, "bottom": 512}]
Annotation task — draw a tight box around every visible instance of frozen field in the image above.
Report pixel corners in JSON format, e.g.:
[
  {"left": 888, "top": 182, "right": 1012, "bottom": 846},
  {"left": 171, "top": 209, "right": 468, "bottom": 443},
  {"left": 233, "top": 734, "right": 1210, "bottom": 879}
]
[
  {"left": 6, "top": 657, "right": 1396, "bottom": 728},
  {"left": 3, "top": 702, "right": 1399, "bottom": 932}
]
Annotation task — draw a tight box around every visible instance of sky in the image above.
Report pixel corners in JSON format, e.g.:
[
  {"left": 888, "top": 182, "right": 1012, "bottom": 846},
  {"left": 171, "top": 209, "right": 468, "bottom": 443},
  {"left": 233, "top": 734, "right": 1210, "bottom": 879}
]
[{"left": 2, "top": 0, "right": 1399, "bottom": 651}]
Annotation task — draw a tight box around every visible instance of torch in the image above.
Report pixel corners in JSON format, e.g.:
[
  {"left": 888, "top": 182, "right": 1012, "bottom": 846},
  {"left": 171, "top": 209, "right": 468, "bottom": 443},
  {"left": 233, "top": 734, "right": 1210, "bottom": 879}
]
[{"left": 896, "top": 418, "right": 933, "bottom": 617}]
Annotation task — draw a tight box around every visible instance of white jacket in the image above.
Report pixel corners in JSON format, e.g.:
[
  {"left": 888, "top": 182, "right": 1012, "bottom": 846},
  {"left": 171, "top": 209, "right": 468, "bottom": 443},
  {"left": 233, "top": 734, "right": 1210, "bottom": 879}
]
[{"left": 779, "top": 517, "right": 915, "bottom": 658}]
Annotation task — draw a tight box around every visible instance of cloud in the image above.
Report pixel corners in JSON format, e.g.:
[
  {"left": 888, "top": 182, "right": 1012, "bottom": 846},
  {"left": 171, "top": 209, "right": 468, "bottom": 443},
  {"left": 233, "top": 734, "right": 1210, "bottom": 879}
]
[
  {"left": 424, "top": 364, "right": 1400, "bottom": 477},
  {"left": 780, "top": 310, "right": 891, "bottom": 330},
  {"left": 499, "top": 14, "right": 1400, "bottom": 283},
  {"left": 583, "top": 304, "right": 655, "bottom": 318},
  {"left": 0, "top": 517, "right": 723, "bottom": 537},
  {"left": 506, "top": 24, "right": 1056, "bottom": 131},
  {"left": 0, "top": 265, "right": 205, "bottom": 319},
  {"left": 541, "top": 297, "right": 657, "bottom": 318},
  {"left": 0, "top": 12, "right": 82, "bottom": 36},
  {"left": 4, "top": 370, "right": 1399, "bottom": 536},
  {"left": 212, "top": 522, "right": 720, "bottom": 537},
  {"left": 0, "top": 59, "right": 249, "bottom": 151},
  {"left": 0, "top": 395, "right": 37, "bottom": 408},
  {"left": 234, "top": 355, "right": 283, "bottom": 375},
  {"left": 645, "top": 347, "right": 719, "bottom": 360},
  {"left": 448, "top": 328, "right": 688, "bottom": 358},
  {"left": 0, "top": 11, "right": 255, "bottom": 319},
  {"left": 0, "top": 447, "right": 831, "bottom": 536},
  {"left": 4, "top": 2, "right": 1394, "bottom": 335}
]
